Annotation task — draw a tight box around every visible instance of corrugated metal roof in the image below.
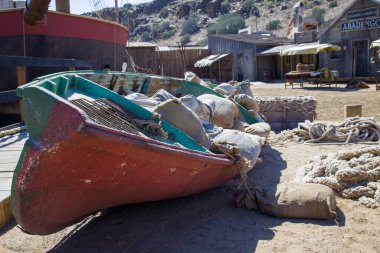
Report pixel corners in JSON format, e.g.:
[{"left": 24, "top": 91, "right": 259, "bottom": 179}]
[
  {"left": 209, "top": 34, "right": 290, "bottom": 45},
  {"left": 126, "top": 42, "right": 157, "bottom": 48},
  {"left": 258, "top": 44, "right": 295, "bottom": 56},
  {"left": 194, "top": 54, "right": 230, "bottom": 67}
]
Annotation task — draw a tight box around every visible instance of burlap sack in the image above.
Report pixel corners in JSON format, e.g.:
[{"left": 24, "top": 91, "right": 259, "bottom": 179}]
[
  {"left": 151, "top": 89, "right": 175, "bottom": 103},
  {"left": 125, "top": 93, "right": 158, "bottom": 109},
  {"left": 180, "top": 95, "right": 214, "bottom": 125},
  {"left": 214, "top": 83, "right": 236, "bottom": 96},
  {"left": 234, "top": 94, "right": 260, "bottom": 112},
  {"left": 235, "top": 80, "right": 253, "bottom": 97},
  {"left": 198, "top": 94, "right": 239, "bottom": 129},
  {"left": 152, "top": 99, "right": 211, "bottom": 149},
  {"left": 256, "top": 183, "right": 337, "bottom": 220},
  {"left": 245, "top": 122, "right": 271, "bottom": 138},
  {"left": 184, "top": 72, "right": 208, "bottom": 87},
  {"left": 212, "top": 129, "right": 261, "bottom": 169}
]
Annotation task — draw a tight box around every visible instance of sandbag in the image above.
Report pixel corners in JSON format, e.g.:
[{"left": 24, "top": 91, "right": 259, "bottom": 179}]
[
  {"left": 125, "top": 93, "right": 158, "bottom": 109},
  {"left": 232, "top": 119, "right": 246, "bottom": 132},
  {"left": 212, "top": 129, "right": 262, "bottom": 169},
  {"left": 184, "top": 72, "right": 209, "bottom": 87},
  {"left": 151, "top": 89, "right": 176, "bottom": 103},
  {"left": 235, "top": 80, "right": 253, "bottom": 97},
  {"left": 180, "top": 95, "right": 214, "bottom": 125},
  {"left": 214, "top": 83, "right": 236, "bottom": 96},
  {"left": 234, "top": 94, "right": 259, "bottom": 112},
  {"left": 256, "top": 183, "right": 337, "bottom": 220},
  {"left": 152, "top": 99, "right": 211, "bottom": 149},
  {"left": 198, "top": 94, "right": 239, "bottom": 129},
  {"left": 245, "top": 122, "right": 271, "bottom": 138}
]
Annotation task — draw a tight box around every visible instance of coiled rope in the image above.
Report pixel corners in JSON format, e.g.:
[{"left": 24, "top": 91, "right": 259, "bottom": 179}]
[{"left": 299, "top": 117, "right": 380, "bottom": 144}]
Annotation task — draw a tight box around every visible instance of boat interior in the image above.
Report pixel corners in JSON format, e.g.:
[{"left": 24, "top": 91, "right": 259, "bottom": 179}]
[{"left": 18, "top": 73, "right": 210, "bottom": 153}]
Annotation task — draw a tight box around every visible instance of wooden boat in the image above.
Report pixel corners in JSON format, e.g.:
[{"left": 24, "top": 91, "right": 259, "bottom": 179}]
[
  {"left": 12, "top": 72, "right": 238, "bottom": 235},
  {"left": 76, "top": 71, "right": 261, "bottom": 124}
]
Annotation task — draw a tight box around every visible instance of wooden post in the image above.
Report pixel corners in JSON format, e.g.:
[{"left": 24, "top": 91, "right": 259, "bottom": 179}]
[
  {"left": 69, "top": 66, "right": 75, "bottom": 71},
  {"left": 16, "top": 66, "right": 26, "bottom": 122},
  {"left": 218, "top": 60, "right": 221, "bottom": 82},
  {"left": 115, "top": 0, "right": 119, "bottom": 23}
]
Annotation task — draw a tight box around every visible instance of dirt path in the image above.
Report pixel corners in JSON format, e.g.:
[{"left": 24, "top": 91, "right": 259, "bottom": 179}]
[{"left": 1, "top": 83, "right": 380, "bottom": 253}]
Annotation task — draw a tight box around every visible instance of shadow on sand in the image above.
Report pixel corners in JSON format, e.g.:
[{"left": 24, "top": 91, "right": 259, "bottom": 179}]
[{"left": 47, "top": 145, "right": 343, "bottom": 253}]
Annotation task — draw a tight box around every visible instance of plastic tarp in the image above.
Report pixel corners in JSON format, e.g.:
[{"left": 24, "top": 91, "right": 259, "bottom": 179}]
[
  {"left": 194, "top": 54, "right": 230, "bottom": 68},
  {"left": 281, "top": 43, "right": 341, "bottom": 56}
]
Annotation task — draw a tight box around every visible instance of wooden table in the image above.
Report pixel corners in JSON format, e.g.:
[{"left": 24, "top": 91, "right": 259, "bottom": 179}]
[{"left": 284, "top": 71, "right": 312, "bottom": 89}]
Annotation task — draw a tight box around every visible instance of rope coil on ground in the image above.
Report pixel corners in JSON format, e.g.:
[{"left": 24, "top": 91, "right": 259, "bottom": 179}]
[
  {"left": 299, "top": 117, "right": 380, "bottom": 144},
  {"left": 299, "top": 146, "right": 380, "bottom": 209}
]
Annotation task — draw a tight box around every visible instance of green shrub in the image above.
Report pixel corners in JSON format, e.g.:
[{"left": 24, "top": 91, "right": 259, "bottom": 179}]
[
  {"left": 182, "top": 17, "right": 199, "bottom": 35},
  {"left": 162, "top": 30, "right": 175, "bottom": 40},
  {"left": 159, "top": 7, "right": 169, "bottom": 18},
  {"left": 312, "top": 7, "right": 326, "bottom": 24},
  {"left": 196, "top": 39, "right": 208, "bottom": 46},
  {"left": 208, "top": 13, "right": 245, "bottom": 34},
  {"left": 220, "top": 0, "right": 231, "bottom": 14},
  {"left": 266, "top": 20, "right": 280, "bottom": 30},
  {"left": 181, "top": 34, "right": 191, "bottom": 45},
  {"left": 329, "top": 1, "right": 338, "bottom": 8},
  {"left": 141, "top": 32, "right": 151, "bottom": 42}
]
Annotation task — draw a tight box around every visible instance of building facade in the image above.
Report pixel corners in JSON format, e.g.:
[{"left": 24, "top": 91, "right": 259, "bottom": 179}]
[
  {"left": 319, "top": 0, "right": 380, "bottom": 77},
  {"left": 207, "top": 34, "right": 289, "bottom": 81}
]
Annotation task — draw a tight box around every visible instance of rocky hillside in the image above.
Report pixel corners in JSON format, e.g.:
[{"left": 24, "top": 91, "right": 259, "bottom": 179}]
[{"left": 84, "top": 0, "right": 351, "bottom": 46}]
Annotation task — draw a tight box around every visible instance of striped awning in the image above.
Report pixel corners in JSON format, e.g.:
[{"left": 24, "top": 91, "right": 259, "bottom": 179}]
[{"left": 194, "top": 54, "right": 230, "bottom": 67}]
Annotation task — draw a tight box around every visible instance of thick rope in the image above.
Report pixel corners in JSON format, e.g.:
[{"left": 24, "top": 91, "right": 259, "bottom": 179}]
[
  {"left": 0, "top": 125, "right": 27, "bottom": 138},
  {"left": 300, "top": 146, "right": 380, "bottom": 209},
  {"left": 299, "top": 117, "right": 380, "bottom": 144}
]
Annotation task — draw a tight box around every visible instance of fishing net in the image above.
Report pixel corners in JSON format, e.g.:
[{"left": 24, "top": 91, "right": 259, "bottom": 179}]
[{"left": 253, "top": 96, "right": 317, "bottom": 121}]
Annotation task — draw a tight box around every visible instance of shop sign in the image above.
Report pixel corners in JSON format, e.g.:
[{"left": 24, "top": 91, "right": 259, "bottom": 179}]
[
  {"left": 341, "top": 18, "right": 380, "bottom": 32},
  {"left": 347, "top": 7, "right": 378, "bottom": 20}
]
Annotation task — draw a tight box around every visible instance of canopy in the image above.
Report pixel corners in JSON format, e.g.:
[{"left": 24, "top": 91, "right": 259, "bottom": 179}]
[
  {"left": 194, "top": 54, "right": 229, "bottom": 67},
  {"left": 370, "top": 39, "right": 380, "bottom": 49},
  {"left": 281, "top": 43, "right": 341, "bottom": 56}
]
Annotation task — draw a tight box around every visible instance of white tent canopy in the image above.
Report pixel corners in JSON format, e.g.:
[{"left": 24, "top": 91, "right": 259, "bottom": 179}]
[
  {"left": 370, "top": 39, "right": 380, "bottom": 49},
  {"left": 281, "top": 43, "right": 341, "bottom": 56}
]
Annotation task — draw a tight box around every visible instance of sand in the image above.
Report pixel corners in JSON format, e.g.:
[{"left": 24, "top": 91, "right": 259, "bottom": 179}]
[{"left": 1, "top": 83, "right": 380, "bottom": 253}]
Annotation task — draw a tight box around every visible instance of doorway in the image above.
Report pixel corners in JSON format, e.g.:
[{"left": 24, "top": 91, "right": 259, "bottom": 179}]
[{"left": 352, "top": 40, "right": 369, "bottom": 77}]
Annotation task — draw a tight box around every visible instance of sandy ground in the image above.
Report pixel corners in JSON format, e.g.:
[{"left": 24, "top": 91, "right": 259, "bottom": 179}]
[{"left": 1, "top": 83, "right": 380, "bottom": 253}]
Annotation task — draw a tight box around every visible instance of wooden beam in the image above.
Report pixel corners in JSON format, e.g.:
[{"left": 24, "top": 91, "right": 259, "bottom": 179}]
[{"left": 16, "top": 66, "right": 26, "bottom": 122}]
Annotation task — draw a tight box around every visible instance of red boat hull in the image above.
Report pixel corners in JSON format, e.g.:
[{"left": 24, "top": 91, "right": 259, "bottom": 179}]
[{"left": 12, "top": 99, "right": 237, "bottom": 235}]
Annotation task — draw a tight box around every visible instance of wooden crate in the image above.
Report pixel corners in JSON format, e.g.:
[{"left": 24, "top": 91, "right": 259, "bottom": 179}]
[{"left": 0, "top": 197, "right": 12, "bottom": 228}]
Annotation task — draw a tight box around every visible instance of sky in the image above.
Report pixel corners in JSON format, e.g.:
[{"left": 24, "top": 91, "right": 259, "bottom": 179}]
[{"left": 49, "top": 0, "right": 152, "bottom": 14}]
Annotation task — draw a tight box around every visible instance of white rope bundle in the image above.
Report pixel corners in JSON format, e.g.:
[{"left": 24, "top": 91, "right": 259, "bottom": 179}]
[
  {"left": 300, "top": 146, "right": 380, "bottom": 209},
  {"left": 299, "top": 117, "right": 380, "bottom": 144},
  {"left": 254, "top": 96, "right": 317, "bottom": 121}
]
